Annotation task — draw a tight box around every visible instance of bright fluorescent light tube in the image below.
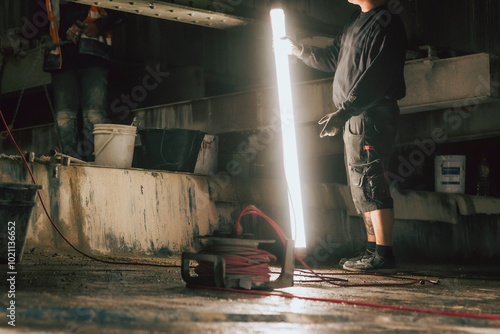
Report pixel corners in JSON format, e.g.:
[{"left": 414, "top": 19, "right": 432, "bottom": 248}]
[{"left": 270, "top": 8, "right": 307, "bottom": 248}]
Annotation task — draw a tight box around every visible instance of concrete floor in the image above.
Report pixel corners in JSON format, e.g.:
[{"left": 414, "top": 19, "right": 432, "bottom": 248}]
[{"left": 1, "top": 251, "right": 500, "bottom": 333}]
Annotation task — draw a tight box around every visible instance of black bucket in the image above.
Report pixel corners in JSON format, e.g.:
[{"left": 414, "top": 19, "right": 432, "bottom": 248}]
[
  {"left": 1, "top": 182, "right": 42, "bottom": 264},
  {"left": 138, "top": 128, "right": 207, "bottom": 172}
]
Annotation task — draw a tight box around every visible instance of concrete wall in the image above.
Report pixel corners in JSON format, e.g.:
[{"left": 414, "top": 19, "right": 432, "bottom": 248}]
[{"left": 2, "top": 158, "right": 500, "bottom": 263}]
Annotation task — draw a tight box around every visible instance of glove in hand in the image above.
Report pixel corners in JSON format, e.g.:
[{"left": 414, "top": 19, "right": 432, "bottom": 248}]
[
  {"left": 318, "top": 109, "right": 349, "bottom": 138},
  {"left": 66, "top": 24, "right": 84, "bottom": 44},
  {"left": 280, "top": 36, "right": 304, "bottom": 58}
]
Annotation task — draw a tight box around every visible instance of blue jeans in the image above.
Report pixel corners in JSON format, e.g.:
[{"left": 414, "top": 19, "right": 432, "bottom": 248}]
[{"left": 52, "top": 66, "right": 108, "bottom": 160}]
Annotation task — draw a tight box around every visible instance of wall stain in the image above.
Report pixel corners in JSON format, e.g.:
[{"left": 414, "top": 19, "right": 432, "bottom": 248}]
[
  {"left": 188, "top": 187, "right": 194, "bottom": 217},
  {"left": 149, "top": 241, "right": 174, "bottom": 257},
  {"left": 68, "top": 169, "right": 92, "bottom": 253},
  {"left": 106, "top": 234, "right": 135, "bottom": 254},
  {"left": 47, "top": 165, "right": 62, "bottom": 249}
]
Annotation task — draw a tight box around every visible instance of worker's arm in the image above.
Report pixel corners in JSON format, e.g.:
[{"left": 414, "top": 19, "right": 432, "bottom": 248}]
[
  {"left": 298, "top": 34, "right": 342, "bottom": 73},
  {"left": 297, "top": 12, "right": 359, "bottom": 73}
]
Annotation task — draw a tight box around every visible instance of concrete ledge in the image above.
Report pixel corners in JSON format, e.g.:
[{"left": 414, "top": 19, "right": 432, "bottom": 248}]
[
  {"left": 400, "top": 53, "right": 500, "bottom": 113},
  {"left": 2, "top": 158, "right": 500, "bottom": 261},
  {"left": 132, "top": 53, "right": 500, "bottom": 135},
  {"left": 0, "top": 159, "right": 232, "bottom": 256},
  {"left": 210, "top": 176, "right": 500, "bottom": 224},
  {"left": 394, "top": 188, "right": 500, "bottom": 223}
]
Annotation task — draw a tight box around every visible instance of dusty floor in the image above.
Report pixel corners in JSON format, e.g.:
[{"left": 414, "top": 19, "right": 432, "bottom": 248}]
[{"left": 1, "top": 251, "right": 500, "bottom": 333}]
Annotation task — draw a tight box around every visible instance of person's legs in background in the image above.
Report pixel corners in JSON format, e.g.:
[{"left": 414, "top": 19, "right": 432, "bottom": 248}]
[
  {"left": 52, "top": 69, "right": 80, "bottom": 158},
  {"left": 80, "top": 66, "right": 109, "bottom": 161}
]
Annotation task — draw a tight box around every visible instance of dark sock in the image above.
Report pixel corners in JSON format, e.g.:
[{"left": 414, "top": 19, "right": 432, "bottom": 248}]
[
  {"left": 376, "top": 245, "right": 393, "bottom": 258},
  {"left": 366, "top": 241, "right": 376, "bottom": 254}
]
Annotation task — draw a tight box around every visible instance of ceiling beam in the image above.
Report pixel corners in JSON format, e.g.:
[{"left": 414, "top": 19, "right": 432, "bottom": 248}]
[{"left": 66, "top": 0, "right": 252, "bottom": 29}]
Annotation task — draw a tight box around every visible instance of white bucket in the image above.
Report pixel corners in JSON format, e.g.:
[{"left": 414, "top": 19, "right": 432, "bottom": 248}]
[
  {"left": 93, "top": 124, "right": 137, "bottom": 168},
  {"left": 434, "top": 155, "right": 466, "bottom": 193}
]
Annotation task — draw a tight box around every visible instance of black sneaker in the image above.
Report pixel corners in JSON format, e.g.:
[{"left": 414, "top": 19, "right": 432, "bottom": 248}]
[
  {"left": 338, "top": 249, "right": 374, "bottom": 266},
  {"left": 342, "top": 251, "right": 397, "bottom": 274}
]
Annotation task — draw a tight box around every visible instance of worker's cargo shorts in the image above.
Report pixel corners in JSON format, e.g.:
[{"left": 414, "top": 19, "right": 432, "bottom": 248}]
[{"left": 343, "top": 99, "right": 399, "bottom": 214}]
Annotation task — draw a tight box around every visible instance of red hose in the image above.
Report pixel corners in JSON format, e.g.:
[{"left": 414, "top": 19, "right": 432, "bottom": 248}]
[
  {"left": 235, "top": 205, "right": 434, "bottom": 287},
  {"left": 192, "top": 285, "right": 500, "bottom": 321},
  {"left": 196, "top": 245, "right": 277, "bottom": 281}
]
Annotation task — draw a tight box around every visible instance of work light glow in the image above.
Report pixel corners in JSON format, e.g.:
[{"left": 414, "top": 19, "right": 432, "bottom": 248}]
[{"left": 270, "top": 8, "right": 307, "bottom": 248}]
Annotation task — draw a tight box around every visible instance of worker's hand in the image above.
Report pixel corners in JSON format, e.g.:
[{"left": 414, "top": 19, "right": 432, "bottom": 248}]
[
  {"left": 280, "top": 36, "right": 304, "bottom": 58},
  {"left": 84, "top": 21, "right": 101, "bottom": 37},
  {"left": 66, "top": 24, "right": 83, "bottom": 43},
  {"left": 318, "top": 109, "right": 349, "bottom": 138}
]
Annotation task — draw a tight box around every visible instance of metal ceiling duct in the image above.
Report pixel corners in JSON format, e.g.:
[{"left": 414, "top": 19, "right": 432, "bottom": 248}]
[{"left": 65, "top": 0, "right": 252, "bottom": 29}]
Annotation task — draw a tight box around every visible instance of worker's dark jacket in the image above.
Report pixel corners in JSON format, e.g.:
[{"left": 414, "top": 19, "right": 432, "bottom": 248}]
[{"left": 299, "top": 4, "right": 407, "bottom": 115}]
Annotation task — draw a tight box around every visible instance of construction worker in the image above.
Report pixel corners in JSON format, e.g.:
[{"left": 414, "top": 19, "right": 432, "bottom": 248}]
[
  {"left": 43, "top": 1, "right": 123, "bottom": 161},
  {"left": 285, "top": 0, "right": 407, "bottom": 273}
]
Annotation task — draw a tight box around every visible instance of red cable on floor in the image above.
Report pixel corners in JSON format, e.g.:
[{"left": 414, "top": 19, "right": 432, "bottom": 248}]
[
  {"left": 196, "top": 245, "right": 277, "bottom": 282},
  {"left": 191, "top": 285, "right": 500, "bottom": 321},
  {"left": 232, "top": 207, "right": 500, "bottom": 319},
  {"left": 235, "top": 205, "right": 434, "bottom": 288}
]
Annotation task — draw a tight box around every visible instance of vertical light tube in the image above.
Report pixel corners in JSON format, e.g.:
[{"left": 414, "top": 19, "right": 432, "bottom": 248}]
[{"left": 270, "top": 8, "right": 306, "bottom": 248}]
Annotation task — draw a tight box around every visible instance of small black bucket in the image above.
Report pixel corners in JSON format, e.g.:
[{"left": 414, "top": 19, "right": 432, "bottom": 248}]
[
  {"left": 138, "top": 128, "right": 207, "bottom": 172},
  {"left": 1, "top": 182, "right": 42, "bottom": 264}
]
